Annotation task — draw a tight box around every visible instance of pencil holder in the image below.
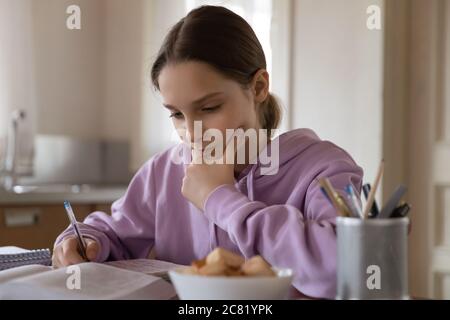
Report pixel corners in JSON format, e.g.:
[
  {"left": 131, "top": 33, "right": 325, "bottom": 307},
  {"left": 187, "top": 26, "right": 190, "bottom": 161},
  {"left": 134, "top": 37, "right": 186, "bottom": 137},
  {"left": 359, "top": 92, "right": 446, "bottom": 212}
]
[{"left": 336, "top": 217, "right": 409, "bottom": 300}]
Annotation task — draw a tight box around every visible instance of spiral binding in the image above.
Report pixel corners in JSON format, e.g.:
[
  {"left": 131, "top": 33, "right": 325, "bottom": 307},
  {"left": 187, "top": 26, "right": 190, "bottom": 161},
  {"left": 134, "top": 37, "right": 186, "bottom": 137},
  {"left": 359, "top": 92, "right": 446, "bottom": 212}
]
[{"left": 0, "top": 249, "right": 52, "bottom": 271}]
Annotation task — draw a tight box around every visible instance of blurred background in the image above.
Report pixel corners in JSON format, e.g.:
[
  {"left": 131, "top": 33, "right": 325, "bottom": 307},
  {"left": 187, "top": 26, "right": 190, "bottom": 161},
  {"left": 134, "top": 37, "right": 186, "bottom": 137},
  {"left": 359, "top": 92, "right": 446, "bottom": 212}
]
[{"left": 0, "top": 0, "right": 448, "bottom": 299}]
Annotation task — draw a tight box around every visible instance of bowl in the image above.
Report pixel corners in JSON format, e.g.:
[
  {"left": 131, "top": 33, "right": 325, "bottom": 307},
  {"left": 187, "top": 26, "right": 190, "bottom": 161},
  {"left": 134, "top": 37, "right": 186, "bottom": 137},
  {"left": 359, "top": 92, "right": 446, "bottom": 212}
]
[{"left": 168, "top": 267, "right": 294, "bottom": 300}]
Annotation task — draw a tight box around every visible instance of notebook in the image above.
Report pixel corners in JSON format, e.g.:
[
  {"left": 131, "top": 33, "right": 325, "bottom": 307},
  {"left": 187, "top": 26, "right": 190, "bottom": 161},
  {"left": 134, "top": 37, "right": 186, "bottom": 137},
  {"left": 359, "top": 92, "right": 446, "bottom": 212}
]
[
  {"left": 105, "top": 259, "right": 183, "bottom": 282},
  {"left": 0, "top": 258, "right": 184, "bottom": 299},
  {"left": 0, "top": 248, "right": 52, "bottom": 271}
]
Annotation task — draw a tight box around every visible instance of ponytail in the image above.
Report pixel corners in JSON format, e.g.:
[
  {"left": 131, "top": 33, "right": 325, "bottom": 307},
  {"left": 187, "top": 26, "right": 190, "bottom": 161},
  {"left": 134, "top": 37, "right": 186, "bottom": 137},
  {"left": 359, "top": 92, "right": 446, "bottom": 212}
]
[{"left": 259, "top": 93, "right": 282, "bottom": 138}]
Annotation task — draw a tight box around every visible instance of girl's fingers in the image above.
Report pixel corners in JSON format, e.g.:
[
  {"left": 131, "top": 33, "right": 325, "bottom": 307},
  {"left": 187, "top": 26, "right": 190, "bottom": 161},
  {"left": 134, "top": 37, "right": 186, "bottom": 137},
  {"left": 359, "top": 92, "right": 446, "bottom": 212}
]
[
  {"left": 52, "top": 237, "right": 99, "bottom": 267},
  {"left": 61, "top": 237, "right": 85, "bottom": 265},
  {"left": 85, "top": 239, "right": 99, "bottom": 261},
  {"left": 190, "top": 128, "right": 247, "bottom": 165},
  {"left": 52, "top": 246, "right": 63, "bottom": 267},
  {"left": 191, "top": 145, "right": 203, "bottom": 164}
]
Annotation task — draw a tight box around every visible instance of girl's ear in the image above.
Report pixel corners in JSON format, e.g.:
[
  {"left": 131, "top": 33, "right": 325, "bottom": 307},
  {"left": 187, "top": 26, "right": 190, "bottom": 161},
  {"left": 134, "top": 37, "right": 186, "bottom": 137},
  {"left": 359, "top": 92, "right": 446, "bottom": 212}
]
[{"left": 250, "top": 69, "right": 270, "bottom": 105}]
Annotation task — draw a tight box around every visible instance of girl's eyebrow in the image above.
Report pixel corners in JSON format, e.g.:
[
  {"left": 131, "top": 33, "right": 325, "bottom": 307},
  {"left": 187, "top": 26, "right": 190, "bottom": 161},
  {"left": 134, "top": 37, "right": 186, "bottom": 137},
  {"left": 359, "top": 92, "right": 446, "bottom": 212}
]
[
  {"left": 191, "top": 92, "right": 224, "bottom": 105},
  {"left": 163, "top": 92, "right": 224, "bottom": 110}
]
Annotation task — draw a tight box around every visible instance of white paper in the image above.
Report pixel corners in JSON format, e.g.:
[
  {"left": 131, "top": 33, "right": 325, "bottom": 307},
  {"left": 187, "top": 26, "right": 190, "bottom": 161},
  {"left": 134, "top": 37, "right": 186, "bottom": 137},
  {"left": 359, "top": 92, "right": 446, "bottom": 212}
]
[
  {"left": 105, "top": 259, "right": 185, "bottom": 281},
  {"left": 0, "top": 262, "right": 176, "bottom": 300},
  {"left": 0, "top": 264, "right": 53, "bottom": 283},
  {"left": 0, "top": 246, "right": 29, "bottom": 254}
]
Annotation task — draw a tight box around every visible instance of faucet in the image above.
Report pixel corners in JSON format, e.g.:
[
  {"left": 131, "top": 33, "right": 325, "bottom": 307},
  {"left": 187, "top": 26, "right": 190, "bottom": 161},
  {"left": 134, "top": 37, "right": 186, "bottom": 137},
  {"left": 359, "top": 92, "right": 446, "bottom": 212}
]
[{"left": 1, "top": 110, "right": 26, "bottom": 191}]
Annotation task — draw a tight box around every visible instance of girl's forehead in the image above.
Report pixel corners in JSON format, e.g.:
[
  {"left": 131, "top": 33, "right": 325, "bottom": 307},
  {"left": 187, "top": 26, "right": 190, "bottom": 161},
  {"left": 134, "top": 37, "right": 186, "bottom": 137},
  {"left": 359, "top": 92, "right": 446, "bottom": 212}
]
[
  {"left": 158, "top": 61, "right": 238, "bottom": 106},
  {"left": 160, "top": 62, "right": 224, "bottom": 88}
]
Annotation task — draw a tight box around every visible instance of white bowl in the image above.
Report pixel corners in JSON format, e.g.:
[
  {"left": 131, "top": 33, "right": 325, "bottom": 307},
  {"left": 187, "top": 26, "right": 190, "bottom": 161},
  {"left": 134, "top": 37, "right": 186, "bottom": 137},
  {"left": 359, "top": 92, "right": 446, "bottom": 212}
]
[{"left": 168, "top": 267, "right": 294, "bottom": 300}]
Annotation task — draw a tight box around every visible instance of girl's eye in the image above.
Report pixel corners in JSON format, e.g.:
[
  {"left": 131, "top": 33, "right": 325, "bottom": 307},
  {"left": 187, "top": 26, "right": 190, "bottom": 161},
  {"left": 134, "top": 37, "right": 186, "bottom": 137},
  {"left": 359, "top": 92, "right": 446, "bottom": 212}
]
[
  {"left": 169, "top": 112, "right": 184, "bottom": 119},
  {"left": 202, "top": 105, "right": 221, "bottom": 112}
]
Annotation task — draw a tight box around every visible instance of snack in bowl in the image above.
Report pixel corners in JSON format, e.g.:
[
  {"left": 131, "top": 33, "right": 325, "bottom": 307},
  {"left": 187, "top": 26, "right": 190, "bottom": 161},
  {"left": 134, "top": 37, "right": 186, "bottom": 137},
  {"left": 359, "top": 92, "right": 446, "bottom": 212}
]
[
  {"left": 182, "top": 248, "right": 276, "bottom": 277},
  {"left": 169, "top": 248, "right": 294, "bottom": 300}
]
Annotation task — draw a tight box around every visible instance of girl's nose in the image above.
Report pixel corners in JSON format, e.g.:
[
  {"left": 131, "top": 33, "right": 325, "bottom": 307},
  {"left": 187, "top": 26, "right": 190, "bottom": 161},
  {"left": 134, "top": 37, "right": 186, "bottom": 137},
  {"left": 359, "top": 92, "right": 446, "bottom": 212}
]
[{"left": 186, "top": 120, "right": 204, "bottom": 146}]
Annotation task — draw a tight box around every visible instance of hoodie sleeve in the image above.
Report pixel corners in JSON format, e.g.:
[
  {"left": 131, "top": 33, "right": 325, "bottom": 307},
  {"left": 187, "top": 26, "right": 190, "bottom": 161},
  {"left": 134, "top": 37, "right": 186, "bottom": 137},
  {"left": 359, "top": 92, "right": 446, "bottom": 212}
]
[
  {"left": 203, "top": 153, "right": 363, "bottom": 299},
  {"left": 54, "top": 160, "right": 156, "bottom": 262}
]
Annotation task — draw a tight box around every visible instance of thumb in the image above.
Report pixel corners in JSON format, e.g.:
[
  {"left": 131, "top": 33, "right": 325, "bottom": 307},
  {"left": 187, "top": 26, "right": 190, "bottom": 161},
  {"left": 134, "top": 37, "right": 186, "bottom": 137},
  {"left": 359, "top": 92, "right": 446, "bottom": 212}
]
[
  {"left": 191, "top": 144, "right": 203, "bottom": 165},
  {"left": 85, "top": 239, "right": 99, "bottom": 261}
]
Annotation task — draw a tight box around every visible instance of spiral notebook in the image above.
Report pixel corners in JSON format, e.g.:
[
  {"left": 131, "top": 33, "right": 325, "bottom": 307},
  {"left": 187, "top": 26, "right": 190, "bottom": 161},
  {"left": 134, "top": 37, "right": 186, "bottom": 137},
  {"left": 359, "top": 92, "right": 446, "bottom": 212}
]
[{"left": 0, "top": 248, "right": 52, "bottom": 271}]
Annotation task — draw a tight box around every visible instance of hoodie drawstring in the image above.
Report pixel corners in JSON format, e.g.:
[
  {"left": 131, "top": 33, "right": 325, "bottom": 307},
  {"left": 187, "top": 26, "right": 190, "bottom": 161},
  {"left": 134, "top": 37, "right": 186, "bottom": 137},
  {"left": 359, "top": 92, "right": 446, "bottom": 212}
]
[{"left": 246, "top": 164, "right": 257, "bottom": 201}]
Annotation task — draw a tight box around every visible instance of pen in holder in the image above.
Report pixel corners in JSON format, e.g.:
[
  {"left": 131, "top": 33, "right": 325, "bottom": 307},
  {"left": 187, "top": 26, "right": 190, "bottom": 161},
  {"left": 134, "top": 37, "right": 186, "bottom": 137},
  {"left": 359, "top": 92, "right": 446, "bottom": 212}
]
[{"left": 336, "top": 216, "right": 409, "bottom": 300}]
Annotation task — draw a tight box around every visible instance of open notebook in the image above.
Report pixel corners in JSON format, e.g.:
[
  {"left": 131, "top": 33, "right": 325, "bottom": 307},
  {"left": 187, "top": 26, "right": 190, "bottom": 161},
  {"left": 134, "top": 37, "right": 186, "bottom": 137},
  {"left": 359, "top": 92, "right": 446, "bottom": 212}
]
[{"left": 0, "top": 258, "right": 185, "bottom": 300}]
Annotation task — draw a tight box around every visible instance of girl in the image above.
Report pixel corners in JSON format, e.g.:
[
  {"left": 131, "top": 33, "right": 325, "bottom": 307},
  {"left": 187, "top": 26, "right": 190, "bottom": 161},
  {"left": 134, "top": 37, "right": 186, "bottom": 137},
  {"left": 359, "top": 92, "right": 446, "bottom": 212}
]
[{"left": 53, "top": 6, "right": 363, "bottom": 299}]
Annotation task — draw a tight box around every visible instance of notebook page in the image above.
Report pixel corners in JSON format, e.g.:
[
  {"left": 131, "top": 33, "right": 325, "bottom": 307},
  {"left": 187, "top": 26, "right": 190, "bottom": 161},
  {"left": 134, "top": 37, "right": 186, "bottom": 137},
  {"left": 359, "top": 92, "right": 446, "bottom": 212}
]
[
  {"left": 0, "top": 247, "right": 29, "bottom": 254},
  {"left": 105, "top": 259, "right": 185, "bottom": 275},
  {"left": 0, "top": 264, "right": 53, "bottom": 283},
  {"left": 105, "top": 259, "right": 186, "bottom": 282},
  {"left": 0, "top": 262, "right": 176, "bottom": 300}
]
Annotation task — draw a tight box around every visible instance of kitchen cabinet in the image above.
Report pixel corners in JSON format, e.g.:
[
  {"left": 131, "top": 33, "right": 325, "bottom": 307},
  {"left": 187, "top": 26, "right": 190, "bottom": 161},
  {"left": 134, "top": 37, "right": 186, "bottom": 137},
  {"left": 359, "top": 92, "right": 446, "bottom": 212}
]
[{"left": 0, "top": 204, "right": 112, "bottom": 250}]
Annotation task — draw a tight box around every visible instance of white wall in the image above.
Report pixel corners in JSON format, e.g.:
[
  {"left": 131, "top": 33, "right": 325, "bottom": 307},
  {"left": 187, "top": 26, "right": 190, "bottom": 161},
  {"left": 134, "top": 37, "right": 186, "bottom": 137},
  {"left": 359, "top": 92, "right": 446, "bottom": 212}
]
[
  {"left": 32, "top": 0, "right": 104, "bottom": 139},
  {"left": 0, "top": 0, "right": 37, "bottom": 173},
  {"left": 30, "top": 0, "right": 143, "bottom": 144},
  {"left": 30, "top": 0, "right": 177, "bottom": 171},
  {"left": 130, "top": 0, "right": 187, "bottom": 170},
  {"left": 102, "top": 0, "right": 144, "bottom": 143},
  {"left": 291, "top": 0, "right": 384, "bottom": 196},
  {"left": 1, "top": 0, "right": 181, "bottom": 173}
]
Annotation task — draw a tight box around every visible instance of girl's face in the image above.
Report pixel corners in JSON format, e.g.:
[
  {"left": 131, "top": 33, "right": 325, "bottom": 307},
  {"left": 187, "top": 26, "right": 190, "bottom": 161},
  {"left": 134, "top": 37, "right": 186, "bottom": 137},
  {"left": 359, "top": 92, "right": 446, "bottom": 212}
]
[{"left": 158, "top": 61, "right": 264, "bottom": 150}]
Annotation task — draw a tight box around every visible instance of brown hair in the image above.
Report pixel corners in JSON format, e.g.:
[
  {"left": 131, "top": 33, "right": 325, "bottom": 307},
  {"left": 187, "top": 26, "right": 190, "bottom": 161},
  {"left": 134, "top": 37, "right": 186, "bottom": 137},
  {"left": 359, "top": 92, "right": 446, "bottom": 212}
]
[{"left": 151, "top": 5, "right": 281, "bottom": 137}]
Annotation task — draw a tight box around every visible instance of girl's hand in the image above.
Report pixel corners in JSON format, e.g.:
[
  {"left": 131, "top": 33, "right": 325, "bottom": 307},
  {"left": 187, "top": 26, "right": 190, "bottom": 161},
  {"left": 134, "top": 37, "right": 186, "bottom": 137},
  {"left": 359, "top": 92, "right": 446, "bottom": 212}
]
[
  {"left": 181, "top": 133, "right": 245, "bottom": 210},
  {"left": 52, "top": 236, "right": 99, "bottom": 267}
]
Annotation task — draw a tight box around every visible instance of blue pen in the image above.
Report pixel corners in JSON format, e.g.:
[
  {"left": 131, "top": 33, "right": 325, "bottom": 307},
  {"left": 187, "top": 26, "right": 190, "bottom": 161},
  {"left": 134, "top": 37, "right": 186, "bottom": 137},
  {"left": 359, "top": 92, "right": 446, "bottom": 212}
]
[
  {"left": 345, "top": 184, "right": 363, "bottom": 218},
  {"left": 320, "top": 186, "right": 333, "bottom": 204},
  {"left": 63, "top": 200, "right": 88, "bottom": 260},
  {"left": 319, "top": 184, "right": 352, "bottom": 217}
]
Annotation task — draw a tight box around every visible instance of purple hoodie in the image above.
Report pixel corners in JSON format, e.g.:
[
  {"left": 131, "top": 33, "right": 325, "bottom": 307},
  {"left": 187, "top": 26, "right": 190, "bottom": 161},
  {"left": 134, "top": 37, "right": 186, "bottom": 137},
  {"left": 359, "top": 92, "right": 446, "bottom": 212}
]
[{"left": 55, "top": 128, "right": 363, "bottom": 299}]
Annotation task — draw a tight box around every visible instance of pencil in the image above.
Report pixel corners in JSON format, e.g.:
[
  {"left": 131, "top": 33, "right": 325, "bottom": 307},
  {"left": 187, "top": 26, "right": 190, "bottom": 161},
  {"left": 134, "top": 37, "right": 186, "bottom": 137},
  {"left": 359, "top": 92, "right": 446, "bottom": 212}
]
[
  {"left": 318, "top": 178, "right": 351, "bottom": 217},
  {"left": 362, "top": 160, "right": 385, "bottom": 219}
]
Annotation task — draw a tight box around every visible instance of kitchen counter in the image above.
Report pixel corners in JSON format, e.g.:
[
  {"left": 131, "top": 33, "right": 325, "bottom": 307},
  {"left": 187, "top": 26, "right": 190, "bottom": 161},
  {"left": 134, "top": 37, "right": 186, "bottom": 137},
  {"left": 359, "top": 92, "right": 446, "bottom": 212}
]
[{"left": 0, "top": 185, "right": 127, "bottom": 205}]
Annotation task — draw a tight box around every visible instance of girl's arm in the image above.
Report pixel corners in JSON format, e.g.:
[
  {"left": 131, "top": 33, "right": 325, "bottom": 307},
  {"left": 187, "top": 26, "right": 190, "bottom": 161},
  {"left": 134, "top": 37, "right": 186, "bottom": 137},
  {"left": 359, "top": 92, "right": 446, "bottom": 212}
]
[
  {"left": 203, "top": 160, "right": 363, "bottom": 299},
  {"left": 54, "top": 160, "right": 156, "bottom": 262}
]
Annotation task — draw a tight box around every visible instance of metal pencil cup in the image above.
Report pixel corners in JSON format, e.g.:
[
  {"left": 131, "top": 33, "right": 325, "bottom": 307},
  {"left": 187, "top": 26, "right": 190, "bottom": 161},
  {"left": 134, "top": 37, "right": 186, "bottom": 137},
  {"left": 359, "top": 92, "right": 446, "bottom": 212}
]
[{"left": 336, "top": 217, "right": 409, "bottom": 300}]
